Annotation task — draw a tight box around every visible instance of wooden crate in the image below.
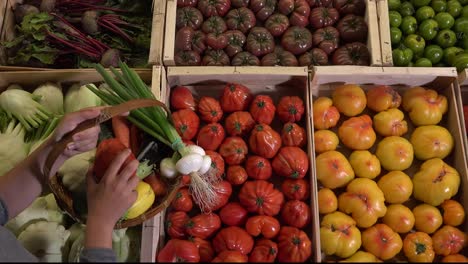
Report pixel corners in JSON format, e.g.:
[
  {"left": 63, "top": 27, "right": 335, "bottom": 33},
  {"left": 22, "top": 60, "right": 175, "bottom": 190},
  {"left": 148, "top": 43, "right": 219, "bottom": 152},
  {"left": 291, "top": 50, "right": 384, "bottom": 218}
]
[
  {"left": 376, "top": 0, "right": 392, "bottom": 66},
  {"left": 151, "top": 66, "right": 318, "bottom": 262},
  {"left": 310, "top": 66, "right": 468, "bottom": 262},
  {"left": 456, "top": 69, "right": 468, "bottom": 178},
  {"left": 0, "top": 0, "right": 166, "bottom": 70},
  {"left": 163, "top": 0, "right": 383, "bottom": 67}
]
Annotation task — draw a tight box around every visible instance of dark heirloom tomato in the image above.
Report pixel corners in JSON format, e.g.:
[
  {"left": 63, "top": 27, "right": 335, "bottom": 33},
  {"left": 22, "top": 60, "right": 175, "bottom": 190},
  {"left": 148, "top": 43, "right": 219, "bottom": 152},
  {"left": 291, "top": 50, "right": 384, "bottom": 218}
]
[
  {"left": 249, "top": 239, "right": 278, "bottom": 263},
  {"left": 166, "top": 211, "right": 189, "bottom": 239},
  {"left": 186, "top": 213, "right": 222, "bottom": 239},
  {"left": 281, "top": 26, "right": 313, "bottom": 55},
  {"left": 227, "top": 165, "right": 248, "bottom": 185},
  {"left": 225, "top": 111, "right": 256, "bottom": 136},
  {"left": 190, "top": 237, "right": 215, "bottom": 262},
  {"left": 309, "top": 7, "right": 340, "bottom": 29},
  {"left": 176, "top": 27, "right": 195, "bottom": 51},
  {"left": 206, "top": 150, "right": 225, "bottom": 179},
  {"left": 157, "top": 239, "right": 200, "bottom": 262},
  {"left": 265, "top": 13, "right": 290, "bottom": 37},
  {"left": 336, "top": 14, "right": 368, "bottom": 43},
  {"left": 225, "top": 7, "right": 257, "bottom": 34},
  {"left": 205, "top": 180, "right": 232, "bottom": 211},
  {"left": 219, "top": 136, "right": 249, "bottom": 165},
  {"left": 175, "top": 50, "right": 202, "bottom": 66},
  {"left": 172, "top": 109, "right": 200, "bottom": 140},
  {"left": 245, "top": 216, "right": 281, "bottom": 238},
  {"left": 202, "top": 16, "right": 227, "bottom": 34},
  {"left": 231, "top": 51, "right": 261, "bottom": 65},
  {"left": 272, "top": 146, "right": 309, "bottom": 179},
  {"left": 176, "top": 6, "right": 204, "bottom": 30},
  {"left": 246, "top": 27, "right": 276, "bottom": 57},
  {"left": 197, "top": 0, "right": 231, "bottom": 17},
  {"left": 261, "top": 47, "right": 299, "bottom": 66},
  {"left": 219, "top": 202, "right": 248, "bottom": 226},
  {"left": 277, "top": 95, "right": 305, "bottom": 122},
  {"left": 279, "top": 0, "right": 311, "bottom": 27},
  {"left": 171, "top": 188, "right": 194, "bottom": 212},
  {"left": 332, "top": 42, "right": 370, "bottom": 65},
  {"left": 278, "top": 0, "right": 295, "bottom": 14},
  {"left": 206, "top": 32, "right": 228, "bottom": 50},
  {"left": 213, "top": 226, "right": 255, "bottom": 255},
  {"left": 198, "top": 96, "right": 223, "bottom": 123},
  {"left": 281, "top": 122, "right": 306, "bottom": 147},
  {"left": 307, "top": 0, "right": 332, "bottom": 7},
  {"left": 245, "top": 155, "right": 272, "bottom": 180},
  {"left": 281, "top": 178, "right": 310, "bottom": 200},
  {"left": 250, "top": 0, "right": 278, "bottom": 21},
  {"left": 220, "top": 82, "right": 253, "bottom": 112},
  {"left": 202, "top": 49, "right": 230, "bottom": 65},
  {"left": 212, "top": 251, "right": 249, "bottom": 262},
  {"left": 333, "top": 0, "right": 366, "bottom": 16},
  {"left": 192, "top": 30, "right": 207, "bottom": 54},
  {"left": 233, "top": 0, "right": 250, "bottom": 6},
  {"left": 225, "top": 30, "right": 247, "bottom": 57},
  {"left": 178, "top": 0, "right": 199, "bottom": 7},
  {"left": 277, "top": 226, "right": 312, "bottom": 262},
  {"left": 249, "top": 124, "right": 282, "bottom": 159},
  {"left": 197, "top": 123, "right": 225, "bottom": 151},
  {"left": 249, "top": 94, "right": 276, "bottom": 124},
  {"left": 281, "top": 200, "right": 311, "bottom": 228},
  {"left": 298, "top": 48, "right": 329, "bottom": 65},
  {"left": 239, "top": 180, "right": 285, "bottom": 216},
  {"left": 312, "top": 26, "right": 339, "bottom": 55}
]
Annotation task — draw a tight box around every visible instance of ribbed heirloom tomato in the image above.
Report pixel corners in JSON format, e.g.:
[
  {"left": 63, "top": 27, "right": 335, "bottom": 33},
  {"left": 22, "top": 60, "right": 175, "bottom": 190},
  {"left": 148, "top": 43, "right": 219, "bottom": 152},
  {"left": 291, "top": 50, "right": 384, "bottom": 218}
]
[
  {"left": 219, "top": 136, "right": 249, "bottom": 165},
  {"left": 224, "top": 111, "right": 255, "bottom": 136},
  {"left": 185, "top": 213, "right": 222, "bottom": 239},
  {"left": 245, "top": 155, "right": 272, "bottom": 180},
  {"left": 276, "top": 96, "right": 305, "bottom": 122},
  {"left": 220, "top": 83, "right": 253, "bottom": 112},
  {"left": 189, "top": 237, "right": 215, "bottom": 262},
  {"left": 281, "top": 122, "right": 306, "bottom": 147},
  {"left": 157, "top": 239, "right": 200, "bottom": 262},
  {"left": 196, "top": 123, "right": 225, "bottom": 151},
  {"left": 249, "top": 239, "right": 278, "bottom": 263},
  {"left": 212, "top": 250, "right": 248, "bottom": 262},
  {"left": 166, "top": 211, "right": 189, "bottom": 239},
  {"left": 170, "top": 86, "right": 196, "bottom": 111},
  {"left": 205, "top": 180, "right": 232, "bottom": 212},
  {"left": 205, "top": 150, "right": 225, "bottom": 180},
  {"left": 245, "top": 215, "right": 281, "bottom": 239},
  {"left": 239, "top": 180, "right": 285, "bottom": 216},
  {"left": 226, "top": 165, "right": 248, "bottom": 185},
  {"left": 249, "top": 124, "right": 282, "bottom": 159},
  {"left": 281, "top": 178, "right": 310, "bottom": 200},
  {"left": 213, "top": 226, "right": 255, "bottom": 255},
  {"left": 219, "top": 202, "right": 249, "bottom": 226},
  {"left": 277, "top": 226, "right": 312, "bottom": 262},
  {"left": 197, "top": 96, "right": 223, "bottom": 123},
  {"left": 281, "top": 200, "right": 311, "bottom": 228},
  {"left": 172, "top": 109, "right": 200, "bottom": 140},
  {"left": 170, "top": 187, "right": 193, "bottom": 212},
  {"left": 272, "top": 146, "right": 309, "bottom": 179},
  {"left": 197, "top": 0, "right": 231, "bottom": 17}
]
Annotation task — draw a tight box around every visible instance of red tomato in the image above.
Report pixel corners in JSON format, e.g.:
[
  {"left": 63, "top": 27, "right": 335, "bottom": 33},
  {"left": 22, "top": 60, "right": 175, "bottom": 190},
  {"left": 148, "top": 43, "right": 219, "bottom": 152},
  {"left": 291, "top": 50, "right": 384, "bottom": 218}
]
[
  {"left": 239, "top": 180, "right": 284, "bottom": 216},
  {"left": 170, "top": 187, "right": 193, "bottom": 212},
  {"left": 249, "top": 95, "right": 276, "bottom": 125},
  {"left": 272, "top": 146, "right": 309, "bottom": 179},
  {"left": 277, "top": 226, "right": 312, "bottom": 262},
  {"left": 183, "top": 139, "right": 195, "bottom": 146},
  {"left": 166, "top": 211, "right": 189, "bottom": 239},
  {"left": 281, "top": 200, "right": 311, "bottom": 228},
  {"left": 219, "top": 202, "right": 249, "bottom": 226},
  {"left": 245, "top": 155, "right": 272, "bottom": 180},
  {"left": 219, "top": 136, "right": 249, "bottom": 165},
  {"left": 157, "top": 239, "right": 200, "bottom": 262},
  {"left": 170, "top": 86, "right": 197, "bottom": 111},
  {"left": 189, "top": 237, "right": 215, "bottom": 262},
  {"left": 206, "top": 151, "right": 225, "bottom": 180},
  {"left": 249, "top": 239, "right": 278, "bottom": 263},
  {"left": 205, "top": 180, "right": 233, "bottom": 212},
  {"left": 185, "top": 213, "right": 222, "bottom": 239},
  {"left": 213, "top": 226, "right": 255, "bottom": 255},
  {"left": 172, "top": 109, "right": 200, "bottom": 140},
  {"left": 245, "top": 215, "right": 281, "bottom": 239},
  {"left": 281, "top": 122, "right": 307, "bottom": 147},
  {"left": 212, "top": 250, "right": 249, "bottom": 262},
  {"left": 197, "top": 123, "right": 226, "bottom": 151},
  {"left": 281, "top": 178, "right": 310, "bottom": 200},
  {"left": 226, "top": 165, "right": 248, "bottom": 185},
  {"left": 249, "top": 124, "right": 282, "bottom": 159},
  {"left": 224, "top": 111, "right": 256, "bottom": 136},
  {"left": 220, "top": 83, "right": 253, "bottom": 112},
  {"left": 276, "top": 96, "right": 305, "bottom": 123},
  {"left": 198, "top": 96, "right": 223, "bottom": 123}
]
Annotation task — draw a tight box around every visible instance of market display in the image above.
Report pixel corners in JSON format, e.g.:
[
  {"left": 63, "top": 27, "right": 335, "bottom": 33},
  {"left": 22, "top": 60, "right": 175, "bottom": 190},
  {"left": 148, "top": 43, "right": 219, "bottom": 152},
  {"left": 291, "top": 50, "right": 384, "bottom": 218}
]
[
  {"left": 172, "top": 0, "right": 371, "bottom": 66},
  {"left": 1, "top": 0, "right": 153, "bottom": 68},
  {"left": 313, "top": 83, "right": 467, "bottom": 262},
  {"left": 387, "top": 0, "right": 468, "bottom": 70}
]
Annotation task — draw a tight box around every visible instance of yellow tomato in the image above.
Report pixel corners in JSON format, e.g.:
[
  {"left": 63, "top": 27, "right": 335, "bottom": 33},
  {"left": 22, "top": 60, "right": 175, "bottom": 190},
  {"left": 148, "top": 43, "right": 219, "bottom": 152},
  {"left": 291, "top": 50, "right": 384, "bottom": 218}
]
[
  {"left": 362, "top": 224, "right": 403, "bottom": 261},
  {"left": 340, "top": 251, "right": 382, "bottom": 262},
  {"left": 382, "top": 204, "right": 415, "bottom": 234},
  {"left": 412, "top": 204, "right": 443, "bottom": 234},
  {"left": 403, "top": 232, "right": 435, "bottom": 262},
  {"left": 320, "top": 211, "right": 362, "bottom": 258},
  {"left": 377, "top": 171, "right": 413, "bottom": 204}
]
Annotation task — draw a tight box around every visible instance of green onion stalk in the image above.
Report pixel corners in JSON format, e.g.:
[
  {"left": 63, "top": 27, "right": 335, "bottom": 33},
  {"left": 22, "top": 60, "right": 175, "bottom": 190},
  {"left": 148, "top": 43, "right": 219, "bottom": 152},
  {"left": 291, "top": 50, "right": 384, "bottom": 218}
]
[{"left": 87, "top": 62, "right": 219, "bottom": 212}]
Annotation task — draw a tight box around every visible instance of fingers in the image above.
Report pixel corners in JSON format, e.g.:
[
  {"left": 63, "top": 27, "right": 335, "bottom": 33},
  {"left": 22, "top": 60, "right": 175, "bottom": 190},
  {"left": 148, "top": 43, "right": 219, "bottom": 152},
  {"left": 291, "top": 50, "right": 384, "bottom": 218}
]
[
  {"left": 127, "top": 175, "right": 139, "bottom": 190},
  {"left": 86, "top": 166, "right": 97, "bottom": 192},
  {"left": 72, "top": 126, "right": 100, "bottom": 142},
  {"left": 54, "top": 107, "right": 103, "bottom": 141},
  {"left": 119, "top": 160, "right": 139, "bottom": 182},
  {"left": 102, "top": 149, "right": 132, "bottom": 183}
]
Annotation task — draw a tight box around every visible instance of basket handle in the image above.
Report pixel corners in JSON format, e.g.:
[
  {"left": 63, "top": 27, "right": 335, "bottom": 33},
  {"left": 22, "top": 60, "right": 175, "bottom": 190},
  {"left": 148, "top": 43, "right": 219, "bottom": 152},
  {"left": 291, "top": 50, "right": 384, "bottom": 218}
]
[{"left": 44, "top": 98, "right": 170, "bottom": 179}]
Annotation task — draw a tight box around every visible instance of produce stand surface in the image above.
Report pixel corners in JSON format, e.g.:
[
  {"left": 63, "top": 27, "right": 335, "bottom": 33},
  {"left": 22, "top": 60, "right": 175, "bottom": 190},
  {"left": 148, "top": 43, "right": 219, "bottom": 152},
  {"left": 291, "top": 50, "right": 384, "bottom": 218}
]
[{"left": 310, "top": 66, "right": 468, "bottom": 262}]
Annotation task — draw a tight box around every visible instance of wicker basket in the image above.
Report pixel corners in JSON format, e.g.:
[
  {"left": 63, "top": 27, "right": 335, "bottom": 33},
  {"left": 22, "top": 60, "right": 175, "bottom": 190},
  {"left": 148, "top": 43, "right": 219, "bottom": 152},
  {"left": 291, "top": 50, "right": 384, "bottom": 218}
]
[{"left": 44, "top": 99, "right": 182, "bottom": 229}]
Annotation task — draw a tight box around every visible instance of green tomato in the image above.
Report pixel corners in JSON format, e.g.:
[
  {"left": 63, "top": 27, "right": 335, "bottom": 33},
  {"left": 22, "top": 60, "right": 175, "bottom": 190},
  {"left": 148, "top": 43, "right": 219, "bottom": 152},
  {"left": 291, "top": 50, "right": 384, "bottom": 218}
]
[
  {"left": 391, "top": 27, "right": 403, "bottom": 45},
  {"left": 431, "top": 0, "right": 447, "bottom": 13},
  {"left": 462, "top": 6, "right": 468, "bottom": 18},
  {"left": 443, "top": 46, "right": 464, "bottom": 64},
  {"left": 434, "top": 12, "right": 455, "bottom": 29},
  {"left": 459, "top": 0, "right": 468, "bottom": 4},
  {"left": 458, "top": 34, "right": 468, "bottom": 49},
  {"left": 414, "top": 57, "right": 433, "bottom": 66},
  {"left": 404, "top": 34, "right": 426, "bottom": 54},
  {"left": 447, "top": 0, "right": 462, "bottom": 18},
  {"left": 388, "top": 0, "right": 402, "bottom": 10},
  {"left": 452, "top": 52, "right": 468, "bottom": 71},
  {"left": 424, "top": 44, "right": 444, "bottom": 63},
  {"left": 411, "top": 0, "right": 432, "bottom": 8},
  {"left": 416, "top": 6, "right": 436, "bottom": 22},
  {"left": 400, "top": 1, "right": 416, "bottom": 16},
  {"left": 454, "top": 17, "right": 468, "bottom": 37},
  {"left": 393, "top": 46, "right": 414, "bottom": 66},
  {"left": 434, "top": 62, "right": 447, "bottom": 66},
  {"left": 389, "top": 11, "right": 403, "bottom": 27},
  {"left": 413, "top": 50, "right": 425, "bottom": 60},
  {"left": 419, "top": 19, "right": 440, "bottom": 40},
  {"left": 401, "top": 16, "right": 419, "bottom": 35},
  {"left": 436, "top": 29, "right": 457, "bottom": 47}
]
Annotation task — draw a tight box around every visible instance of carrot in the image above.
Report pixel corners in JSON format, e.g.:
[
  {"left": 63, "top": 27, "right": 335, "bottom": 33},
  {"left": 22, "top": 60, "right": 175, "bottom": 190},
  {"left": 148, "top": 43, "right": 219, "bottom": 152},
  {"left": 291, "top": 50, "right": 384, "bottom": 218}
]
[
  {"left": 144, "top": 172, "right": 167, "bottom": 197},
  {"left": 112, "top": 116, "right": 130, "bottom": 148},
  {"left": 130, "top": 124, "right": 140, "bottom": 155}
]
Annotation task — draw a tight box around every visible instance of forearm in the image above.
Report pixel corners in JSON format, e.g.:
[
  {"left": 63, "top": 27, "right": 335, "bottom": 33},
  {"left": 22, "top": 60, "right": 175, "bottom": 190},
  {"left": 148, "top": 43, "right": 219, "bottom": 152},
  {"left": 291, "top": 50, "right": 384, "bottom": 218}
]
[{"left": 85, "top": 218, "right": 114, "bottom": 250}]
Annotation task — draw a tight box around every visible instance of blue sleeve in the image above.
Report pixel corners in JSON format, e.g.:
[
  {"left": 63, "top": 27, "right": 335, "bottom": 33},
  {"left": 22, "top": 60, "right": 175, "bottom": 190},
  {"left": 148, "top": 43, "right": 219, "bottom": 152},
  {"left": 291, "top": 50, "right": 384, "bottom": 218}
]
[
  {"left": 80, "top": 248, "right": 117, "bottom": 262},
  {"left": 0, "top": 196, "right": 8, "bottom": 226}
]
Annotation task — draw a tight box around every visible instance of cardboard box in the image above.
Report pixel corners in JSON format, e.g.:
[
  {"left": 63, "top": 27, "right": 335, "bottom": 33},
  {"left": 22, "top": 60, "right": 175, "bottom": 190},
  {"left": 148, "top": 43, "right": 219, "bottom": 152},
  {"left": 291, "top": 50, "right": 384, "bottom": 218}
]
[
  {"left": 310, "top": 66, "right": 468, "bottom": 262},
  {"left": 163, "top": 0, "right": 383, "bottom": 67}
]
